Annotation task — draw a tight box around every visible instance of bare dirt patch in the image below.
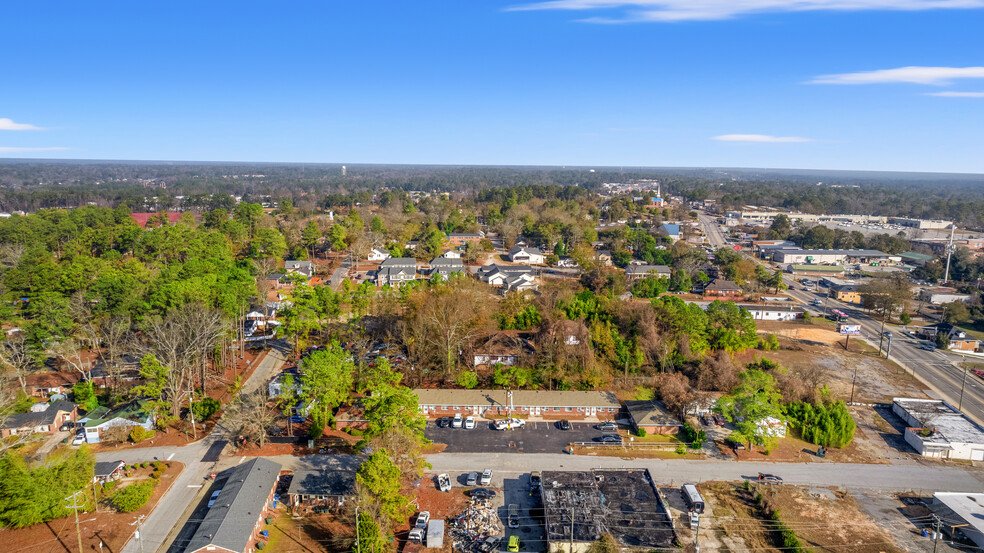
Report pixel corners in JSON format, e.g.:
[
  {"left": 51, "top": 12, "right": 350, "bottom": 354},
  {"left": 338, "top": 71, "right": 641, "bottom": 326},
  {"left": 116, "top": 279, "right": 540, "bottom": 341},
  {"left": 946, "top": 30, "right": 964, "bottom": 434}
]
[
  {"left": 698, "top": 481, "right": 906, "bottom": 553},
  {"left": 1, "top": 462, "right": 184, "bottom": 553}
]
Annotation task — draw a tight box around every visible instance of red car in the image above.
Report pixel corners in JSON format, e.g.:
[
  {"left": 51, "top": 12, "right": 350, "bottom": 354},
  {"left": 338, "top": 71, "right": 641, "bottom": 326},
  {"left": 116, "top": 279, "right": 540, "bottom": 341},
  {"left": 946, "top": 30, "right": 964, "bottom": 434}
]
[{"left": 713, "top": 413, "right": 725, "bottom": 426}]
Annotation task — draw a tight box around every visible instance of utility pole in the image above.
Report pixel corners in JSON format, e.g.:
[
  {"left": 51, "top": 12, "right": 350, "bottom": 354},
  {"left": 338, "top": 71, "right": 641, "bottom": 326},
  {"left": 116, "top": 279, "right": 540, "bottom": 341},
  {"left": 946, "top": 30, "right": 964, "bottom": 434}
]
[
  {"left": 958, "top": 354, "right": 968, "bottom": 410},
  {"left": 355, "top": 506, "right": 361, "bottom": 553},
  {"left": 66, "top": 490, "right": 85, "bottom": 553},
  {"left": 849, "top": 364, "right": 859, "bottom": 404},
  {"left": 570, "top": 503, "right": 575, "bottom": 553},
  {"left": 943, "top": 224, "right": 956, "bottom": 284},
  {"left": 933, "top": 514, "right": 942, "bottom": 553},
  {"left": 130, "top": 514, "right": 146, "bottom": 553},
  {"left": 694, "top": 513, "right": 701, "bottom": 553},
  {"left": 885, "top": 332, "right": 893, "bottom": 361}
]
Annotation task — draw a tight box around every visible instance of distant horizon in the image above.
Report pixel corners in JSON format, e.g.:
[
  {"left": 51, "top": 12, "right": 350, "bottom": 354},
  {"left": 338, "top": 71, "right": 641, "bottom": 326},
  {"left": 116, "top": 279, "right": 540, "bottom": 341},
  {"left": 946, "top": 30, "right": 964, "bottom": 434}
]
[{"left": 2, "top": 157, "right": 983, "bottom": 180}]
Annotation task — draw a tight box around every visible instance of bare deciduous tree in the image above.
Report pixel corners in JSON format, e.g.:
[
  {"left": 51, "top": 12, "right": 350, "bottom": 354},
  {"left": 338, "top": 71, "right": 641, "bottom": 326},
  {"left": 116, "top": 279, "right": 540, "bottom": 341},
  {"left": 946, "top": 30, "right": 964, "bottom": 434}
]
[
  {"left": 223, "top": 389, "right": 276, "bottom": 448},
  {"left": 0, "top": 333, "right": 36, "bottom": 392}
]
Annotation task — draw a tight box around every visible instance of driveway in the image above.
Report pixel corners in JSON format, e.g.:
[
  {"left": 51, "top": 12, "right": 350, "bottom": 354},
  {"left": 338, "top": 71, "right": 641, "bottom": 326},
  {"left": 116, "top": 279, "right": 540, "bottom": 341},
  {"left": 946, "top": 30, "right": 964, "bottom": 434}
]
[{"left": 425, "top": 420, "right": 615, "bottom": 454}]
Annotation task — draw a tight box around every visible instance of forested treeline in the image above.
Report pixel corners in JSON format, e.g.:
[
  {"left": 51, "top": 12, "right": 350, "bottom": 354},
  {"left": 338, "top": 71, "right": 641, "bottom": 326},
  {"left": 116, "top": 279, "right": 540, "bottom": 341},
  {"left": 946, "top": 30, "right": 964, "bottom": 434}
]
[{"left": 4, "top": 161, "right": 984, "bottom": 228}]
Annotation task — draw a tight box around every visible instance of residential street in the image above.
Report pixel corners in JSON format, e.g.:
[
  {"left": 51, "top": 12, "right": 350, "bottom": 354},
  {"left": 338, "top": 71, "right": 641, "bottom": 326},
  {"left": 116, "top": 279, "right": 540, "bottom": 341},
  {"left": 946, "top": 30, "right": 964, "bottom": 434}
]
[{"left": 95, "top": 344, "right": 288, "bottom": 553}]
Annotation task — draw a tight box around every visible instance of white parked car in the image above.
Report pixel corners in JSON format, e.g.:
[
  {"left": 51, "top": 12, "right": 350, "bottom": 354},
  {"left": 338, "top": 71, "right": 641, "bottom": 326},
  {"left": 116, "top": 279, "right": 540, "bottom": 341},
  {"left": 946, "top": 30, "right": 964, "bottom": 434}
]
[
  {"left": 481, "top": 469, "right": 492, "bottom": 485},
  {"left": 464, "top": 416, "right": 475, "bottom": 429},
  {"left": 508, "top": 417, "right": 525, "bottom": 428},
  {"left": 452, "top": 413, "right": 463, "bottom": 428}
]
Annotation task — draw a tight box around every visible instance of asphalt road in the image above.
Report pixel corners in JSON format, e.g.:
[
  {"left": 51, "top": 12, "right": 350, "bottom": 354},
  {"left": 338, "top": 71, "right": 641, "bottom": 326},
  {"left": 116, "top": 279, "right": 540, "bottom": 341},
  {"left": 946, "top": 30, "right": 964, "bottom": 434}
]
[
  {"left": 696, "top": 210, "right": 984, "bottom": 426},
  {"left": 426, "top": 452, "right": 984, "bottom": 493},
  {"left": 786, "top": 282, "right": 984, "bottom": 426},
  {"left": 95, "top": 344, "right": 289, "bottom": 553},
  {"left": 425, "top": 420, "right": 612, "bottom": 454}
]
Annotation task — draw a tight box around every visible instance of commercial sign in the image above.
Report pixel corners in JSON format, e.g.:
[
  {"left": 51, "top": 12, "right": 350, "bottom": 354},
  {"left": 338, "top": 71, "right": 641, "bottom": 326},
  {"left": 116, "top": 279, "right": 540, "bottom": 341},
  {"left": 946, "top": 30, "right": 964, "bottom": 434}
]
[{"left": 838, "top": 324, "right": 861, "bottom": 335}]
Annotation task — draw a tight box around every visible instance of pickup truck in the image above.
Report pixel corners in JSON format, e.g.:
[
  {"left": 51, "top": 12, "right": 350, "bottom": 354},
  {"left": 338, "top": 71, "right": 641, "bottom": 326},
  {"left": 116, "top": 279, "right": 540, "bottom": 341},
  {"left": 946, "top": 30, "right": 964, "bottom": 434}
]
[{"left": 408, "top": 511, "right": 430, "bottom": 542}]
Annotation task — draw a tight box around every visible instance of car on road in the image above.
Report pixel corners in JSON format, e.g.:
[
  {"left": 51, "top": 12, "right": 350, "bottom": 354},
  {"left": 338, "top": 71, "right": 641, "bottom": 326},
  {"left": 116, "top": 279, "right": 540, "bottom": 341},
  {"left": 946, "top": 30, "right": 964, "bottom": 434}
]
[
  {"left": 469, "top": 488, "right": 497, "bottom": 499},
  {"left": 811, "top": 299, "right": 823, "bottom": 306},
  {"left": 467, "top": 472, "right": 479, "bottom": 486},
  {"left": 452, "top": 413, "right": 463, "bottom": 428},
  {"left": 464, "top": 416, "right": 476, "bottom": 429},
  {"left": 919, "top": 344, "right": 936, "bottom": 352},
  {"left": 597, "top": 434, "right": 623, "bottom": 444},
  {"left": 207, "top": 489, "right": 223, "bottom": 508},
  {"left": 436, "top": 473, "right": 452, "bottom": 492},
  {"left": 757, "top": 473, "right": 783, "bottom": 485},
  {"left": 557, "top": 419, "right": 571, "bottom": 431},
  {"left": 481, "top": 468, "right": 492, "bottom": 485},
  {"left": 596, "top": 421, "right": 618, "bottom": 432}
]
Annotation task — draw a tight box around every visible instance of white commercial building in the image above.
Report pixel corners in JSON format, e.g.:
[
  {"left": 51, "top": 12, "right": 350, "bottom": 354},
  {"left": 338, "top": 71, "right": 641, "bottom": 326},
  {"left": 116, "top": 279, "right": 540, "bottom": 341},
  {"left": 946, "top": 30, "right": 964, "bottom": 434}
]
[
  {"left": 931, "top": 493, "right": 984, "bottom": 550},
  {"left": 892, "top": 398, "right": 984, "bottom": 461}
]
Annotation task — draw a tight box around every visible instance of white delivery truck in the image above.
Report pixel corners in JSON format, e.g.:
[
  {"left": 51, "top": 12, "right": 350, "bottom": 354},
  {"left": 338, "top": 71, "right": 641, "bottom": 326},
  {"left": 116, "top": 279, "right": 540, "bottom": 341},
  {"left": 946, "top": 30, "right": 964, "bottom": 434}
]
[{"left": 426, "top": 520, "right": 445, "bottom": 548}]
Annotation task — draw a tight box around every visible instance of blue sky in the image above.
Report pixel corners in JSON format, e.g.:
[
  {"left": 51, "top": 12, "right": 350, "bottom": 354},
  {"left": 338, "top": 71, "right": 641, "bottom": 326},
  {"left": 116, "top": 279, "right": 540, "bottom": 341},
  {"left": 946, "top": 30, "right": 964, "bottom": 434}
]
[{"left": 2, "top": 1, "right": 983, "bottom": 172}]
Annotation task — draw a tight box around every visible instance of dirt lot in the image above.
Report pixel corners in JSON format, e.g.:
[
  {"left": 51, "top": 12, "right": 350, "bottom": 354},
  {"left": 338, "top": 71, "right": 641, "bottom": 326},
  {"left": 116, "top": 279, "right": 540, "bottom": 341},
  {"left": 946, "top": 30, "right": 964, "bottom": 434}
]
[
  {"left": 750, "top": 324, "right": 929, "bottom": 404},
  {"left": 2, "top": 462, "right": 184, "bottom": 553},
  {"left": 265, "top": 507, "right": 354, "bottom": 553},
  {"left": 697, "top": 481, "right": 907, "bottom": 553}
]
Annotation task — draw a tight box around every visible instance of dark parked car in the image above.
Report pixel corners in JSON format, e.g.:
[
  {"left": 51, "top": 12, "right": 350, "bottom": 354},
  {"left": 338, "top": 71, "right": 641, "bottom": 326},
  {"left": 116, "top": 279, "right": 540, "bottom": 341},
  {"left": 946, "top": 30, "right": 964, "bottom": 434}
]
[
  {"left": 557, "top": 419, "right": 571, "bottom": 431},
  {"left": 59, "top": 421, "right": 75, "bottom": 431},
  {"left": 725, "top": 438, "right": 746, "bottom": 450},
  {"left": 468, "top": 488, "right": 497, "bottom": 499},
  {"left": 597, "top": 434, "right": 623, "bottom": 443},
  {"left": 436, "top": 417, "right": 449, "bottom": 428},
  {"left": 758, "top": 473, "right": 782, "bottom": 485}
]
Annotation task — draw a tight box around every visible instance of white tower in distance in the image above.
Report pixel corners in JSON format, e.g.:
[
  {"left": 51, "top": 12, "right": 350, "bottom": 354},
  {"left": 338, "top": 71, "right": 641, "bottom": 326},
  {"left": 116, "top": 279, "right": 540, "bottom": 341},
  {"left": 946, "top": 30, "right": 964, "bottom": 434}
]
[{"left": 341, "top": 165, "right": 347, "bottom": 177}]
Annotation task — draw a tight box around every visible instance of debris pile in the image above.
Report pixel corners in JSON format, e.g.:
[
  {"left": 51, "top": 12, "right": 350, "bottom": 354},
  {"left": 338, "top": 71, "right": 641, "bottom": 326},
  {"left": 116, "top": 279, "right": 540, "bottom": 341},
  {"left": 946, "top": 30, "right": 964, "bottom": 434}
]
[{"left": 449, "top": 499, "right": 503, "bottom": 552}]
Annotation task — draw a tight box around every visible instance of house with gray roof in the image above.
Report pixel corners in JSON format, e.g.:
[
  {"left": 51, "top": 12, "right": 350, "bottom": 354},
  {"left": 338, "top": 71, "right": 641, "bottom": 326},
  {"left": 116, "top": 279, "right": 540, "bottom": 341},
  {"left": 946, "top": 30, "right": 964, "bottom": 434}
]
[
  {"left": 376, "top": 257, "right": 419, "bottom": 286},
  {"left": 287, "top": 455, "right": 363, "bottom": 513},
  {"left": 624, "top": 264, "right": 671, "bottom": 281},
  {"left": 284, "top": 260, "right": 314, "bottom": 277},
  {"left": 0, "top": 400, "right": 77, "bottom": 438},
  {"left": 428, "top": 257, "right": 465, "bottom": 278},
  {"left": 183, "top": 458, "right": 282, "bottom": 553}
]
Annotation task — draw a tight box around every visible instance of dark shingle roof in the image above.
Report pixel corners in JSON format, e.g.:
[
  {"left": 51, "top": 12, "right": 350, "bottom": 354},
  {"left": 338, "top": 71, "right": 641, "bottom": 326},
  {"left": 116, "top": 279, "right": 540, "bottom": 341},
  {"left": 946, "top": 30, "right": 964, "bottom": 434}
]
[{"left": 183, "top": 458, "right": 282, "bottom": 553}]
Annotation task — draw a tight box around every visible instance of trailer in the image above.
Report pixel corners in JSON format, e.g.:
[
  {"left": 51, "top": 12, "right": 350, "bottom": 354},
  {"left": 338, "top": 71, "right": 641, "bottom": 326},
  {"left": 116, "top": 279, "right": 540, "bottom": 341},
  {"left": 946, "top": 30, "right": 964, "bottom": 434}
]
[{"left": 426, "top": 520, "right": 445, "bottom": 549}]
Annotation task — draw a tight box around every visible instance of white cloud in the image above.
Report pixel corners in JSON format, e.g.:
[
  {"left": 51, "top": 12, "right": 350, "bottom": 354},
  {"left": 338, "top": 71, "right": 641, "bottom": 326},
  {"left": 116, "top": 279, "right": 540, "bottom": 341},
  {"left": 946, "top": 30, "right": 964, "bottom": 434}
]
[
  {"left": 0, "top": 118, "right": 43, "bottom": 131},
  {"left": 507, "top": 0, "right": 984, "bottom": 22},
  {"left": 924, "top": 91, "right": 984, "bottom": 97},
  {"left": 713, "top": 134, "right": 814, "bottom": 143},
  {"left": 809, "top": 66, "right": 984, "bottom": 85},
  {"left": 0, "top": 147, "right": 69, "bottom": 152}
]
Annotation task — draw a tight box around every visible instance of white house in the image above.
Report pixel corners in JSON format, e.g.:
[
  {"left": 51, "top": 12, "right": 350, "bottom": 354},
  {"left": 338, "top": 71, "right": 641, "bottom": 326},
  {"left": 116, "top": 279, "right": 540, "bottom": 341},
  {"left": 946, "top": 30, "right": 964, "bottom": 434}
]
[
  {"left": 284, "top": 260, "right": 314, "bottom": 277},
  {"left": 441, "top": 250, "right": 461, "bottom": 259},
  {"left": 739, "top": 304, "right": 805, "bottom": 321},
  {"left": 368, "top": 248, "right": 390, "bottom": 262},
  {"left": 508, "top": 246, "right": 545, "bottom": 265}
]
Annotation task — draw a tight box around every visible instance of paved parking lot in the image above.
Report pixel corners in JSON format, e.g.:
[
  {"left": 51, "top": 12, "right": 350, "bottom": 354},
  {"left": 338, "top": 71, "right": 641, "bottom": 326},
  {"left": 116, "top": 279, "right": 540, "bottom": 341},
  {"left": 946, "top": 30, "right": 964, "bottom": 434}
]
[
  {"left": 426, "top": 420, "right": 615, "bottom": 454},
  {"left": 501, "top": 474, "right": 545, "bottom": 552}
]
